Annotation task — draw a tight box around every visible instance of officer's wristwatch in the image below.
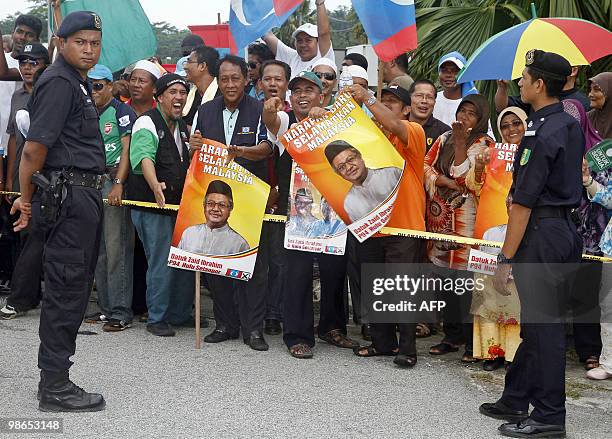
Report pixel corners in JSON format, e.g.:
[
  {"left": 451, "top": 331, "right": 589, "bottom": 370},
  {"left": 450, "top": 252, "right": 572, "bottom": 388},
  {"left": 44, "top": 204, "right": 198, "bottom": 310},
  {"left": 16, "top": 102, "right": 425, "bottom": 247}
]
[
  {"left": 497, "top": 252, "right": 512, "bottom": 265},
  {"left": 113, "top": 178, "right": 123, "bottom": 185}
]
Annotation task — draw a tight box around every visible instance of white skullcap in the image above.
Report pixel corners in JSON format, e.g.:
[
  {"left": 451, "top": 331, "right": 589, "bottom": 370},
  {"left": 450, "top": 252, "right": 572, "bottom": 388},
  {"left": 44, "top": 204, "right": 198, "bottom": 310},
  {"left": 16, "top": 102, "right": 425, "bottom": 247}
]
[
  {"left": 346, "top": 65, "right": 368, "bottom": 81},
  {"left": 132, "top": 60, "right": 163, "bottom": 80},
  {"left": 312, "top": 57, "right": 338, "bottom": 75}
]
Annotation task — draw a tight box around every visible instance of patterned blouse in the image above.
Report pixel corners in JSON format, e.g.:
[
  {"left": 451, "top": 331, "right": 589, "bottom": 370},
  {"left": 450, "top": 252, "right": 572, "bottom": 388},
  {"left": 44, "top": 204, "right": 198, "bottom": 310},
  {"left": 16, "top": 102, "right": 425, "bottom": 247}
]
[{"left": 591, "top": 180, "right": 612, "bottom": 257}]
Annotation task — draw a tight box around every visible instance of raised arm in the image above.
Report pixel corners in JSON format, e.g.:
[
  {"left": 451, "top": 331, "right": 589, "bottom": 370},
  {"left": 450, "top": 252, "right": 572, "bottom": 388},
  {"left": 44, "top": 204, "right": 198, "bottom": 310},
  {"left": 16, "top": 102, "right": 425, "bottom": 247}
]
[
  {"left": 316, "top": 0, "right": 332, "bottom": 55},
  {"left": 262, "top": 32, "right": 280, "bottom": 56}
]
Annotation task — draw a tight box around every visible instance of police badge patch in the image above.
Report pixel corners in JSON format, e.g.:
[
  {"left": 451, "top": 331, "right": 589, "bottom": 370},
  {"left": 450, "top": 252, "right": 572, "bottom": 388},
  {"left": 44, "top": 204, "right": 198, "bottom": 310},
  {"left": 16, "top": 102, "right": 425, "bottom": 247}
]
[
  {"left": 520, "top": 148, "right": 531, "bottom": 166},
  {"left": 93, "top": 13, "right": 102, "bottom": 30}
]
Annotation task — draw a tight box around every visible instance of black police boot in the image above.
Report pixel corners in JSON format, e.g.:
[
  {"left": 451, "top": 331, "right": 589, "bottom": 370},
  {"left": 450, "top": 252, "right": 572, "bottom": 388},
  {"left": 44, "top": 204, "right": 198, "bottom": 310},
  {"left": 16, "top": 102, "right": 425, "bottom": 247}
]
[
  {"left": 480, "top": 400, "right": 529, "bottom": 422},
  {"left": 498, "top": 417, "right": 566, "bottom": 438},
  {"left": 39, "top": 371, "right": 105, "bottom": 412}
]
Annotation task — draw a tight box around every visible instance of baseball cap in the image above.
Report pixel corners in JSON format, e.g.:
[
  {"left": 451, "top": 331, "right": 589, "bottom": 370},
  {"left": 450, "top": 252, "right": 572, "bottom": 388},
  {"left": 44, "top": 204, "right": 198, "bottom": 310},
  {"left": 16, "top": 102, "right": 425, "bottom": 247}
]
[
  {"left": 291, "top": 23, "right": 318, "bottom": 40},
  {"left": 288, "top": 70, "right": 323, "bottom": 91},
  {"left": 438, "top": 51, "right": 467, "bottom": 71},
  {"left": 17, "top": 42, "right": 49, "bottom": 63},
  {"left": 382, "top": 85, "right": 411, "bottom": 106},
  {"left": 175, "top": 56, "right": 189, "bottom": 77},
  {"left": 88, "top": 64, "right": 113, "bottom": 81}
]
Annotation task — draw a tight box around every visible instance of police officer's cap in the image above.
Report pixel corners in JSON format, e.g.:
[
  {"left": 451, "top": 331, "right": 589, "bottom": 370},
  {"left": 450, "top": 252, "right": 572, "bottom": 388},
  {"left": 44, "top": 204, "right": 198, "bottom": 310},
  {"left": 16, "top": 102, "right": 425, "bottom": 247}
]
[
  {"left": 525, "top": 49, "right": 572, "bottom": 81},
  {"left": 17, "top": 42, "right": 49, "bottom": 64},
  {"left": 155, "top": 73, "right": 188, "bottom": 98},
  {"left": 56, "top": 11, "right": 102, "bottom": 38},
  {"left": 206, "top": 180, "right": 233, "bottom": 202},
  {"left": 325, "top": 140, "right": 358, "bottom": 166}
]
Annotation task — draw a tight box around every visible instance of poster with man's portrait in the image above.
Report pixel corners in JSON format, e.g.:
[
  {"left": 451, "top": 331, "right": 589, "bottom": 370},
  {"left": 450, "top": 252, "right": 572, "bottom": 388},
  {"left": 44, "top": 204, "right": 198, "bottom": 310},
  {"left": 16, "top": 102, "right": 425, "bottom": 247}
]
[
  {"left": 168, "top": 138, "right": 269, "bottom": 281},
  {"left": 285, "top": 162, "right": 347, "bottom": 255},
  {"left": 280, "top": 94, "right": 405, "bottom": 242}
]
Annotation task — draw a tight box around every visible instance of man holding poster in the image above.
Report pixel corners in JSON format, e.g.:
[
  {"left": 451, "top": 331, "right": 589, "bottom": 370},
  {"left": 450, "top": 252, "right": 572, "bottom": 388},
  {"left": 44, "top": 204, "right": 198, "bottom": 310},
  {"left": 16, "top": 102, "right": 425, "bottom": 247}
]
[
  {"left": 178, "top": 180, "right": 249, "bottom": 256},
  {"left": 191, "top": 55, "right": 272, "bottom": 351}
]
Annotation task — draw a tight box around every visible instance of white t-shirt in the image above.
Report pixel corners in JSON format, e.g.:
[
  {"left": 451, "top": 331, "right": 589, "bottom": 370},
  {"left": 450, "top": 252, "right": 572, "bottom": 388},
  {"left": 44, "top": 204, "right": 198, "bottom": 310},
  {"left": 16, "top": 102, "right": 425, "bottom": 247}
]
[
  {"left": 276, "top": 40, "right": 335, "bottom": 79},
  {"left": 433, "top": 91, "right": 496, "bottom": 140},
  {"left": 0, "top": 53, "right": 21, "bottom": 155}
]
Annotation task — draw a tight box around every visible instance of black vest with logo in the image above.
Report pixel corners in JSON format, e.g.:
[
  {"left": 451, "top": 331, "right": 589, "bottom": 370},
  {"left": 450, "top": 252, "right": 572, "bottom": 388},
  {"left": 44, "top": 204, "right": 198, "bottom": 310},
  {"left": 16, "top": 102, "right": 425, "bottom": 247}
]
[{"left": 128, "top": 109, "right": 190, "bottom": 207}]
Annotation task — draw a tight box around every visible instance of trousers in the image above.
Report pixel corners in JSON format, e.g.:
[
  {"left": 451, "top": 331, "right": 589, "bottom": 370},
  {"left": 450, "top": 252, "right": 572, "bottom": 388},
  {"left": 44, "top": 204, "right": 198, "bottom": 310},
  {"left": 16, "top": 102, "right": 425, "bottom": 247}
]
[
  {"left": 282, "top": 249, "right": 347, "bottom": 348},
  {"left": 37, "top": 186, "right": 102, "bottom": 373},
  {"left": 501, "top": 217, "right": 582, "bottom": 426},
  {"left": 94, "top": 179, "right": 135, "bottom": 322},
  {"left": 6, "top": 226, "right": 44, "bottom": 312}
]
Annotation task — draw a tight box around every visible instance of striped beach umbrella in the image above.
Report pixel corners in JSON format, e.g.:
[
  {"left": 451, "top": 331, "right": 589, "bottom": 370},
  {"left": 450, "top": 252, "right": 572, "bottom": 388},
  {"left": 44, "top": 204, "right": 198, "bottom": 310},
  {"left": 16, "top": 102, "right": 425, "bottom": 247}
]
[{"left": 457, "top": 17, "right": 612, "bottom": 83}]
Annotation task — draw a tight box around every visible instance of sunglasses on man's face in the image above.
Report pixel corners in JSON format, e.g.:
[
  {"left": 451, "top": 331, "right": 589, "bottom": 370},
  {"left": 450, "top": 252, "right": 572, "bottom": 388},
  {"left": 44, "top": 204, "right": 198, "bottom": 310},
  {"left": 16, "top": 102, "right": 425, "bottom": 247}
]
[
  {"left": 92, "top": 82, "right": 107, "bottom": 91},
  {"left": 18, "top": 59, "right": 40, "bottom": 67},
  {"left": 314, "top": 71, "right": 336, "bottom": 81},
  {"left": 248, "top": 61, "right": 260, "bottom": 70}
]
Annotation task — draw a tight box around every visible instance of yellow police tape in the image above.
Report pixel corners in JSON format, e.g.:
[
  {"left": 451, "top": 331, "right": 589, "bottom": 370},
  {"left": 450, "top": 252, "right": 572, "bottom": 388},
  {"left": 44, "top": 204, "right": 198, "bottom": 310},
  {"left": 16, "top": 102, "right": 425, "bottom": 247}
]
[{"left": 1, "top": 191, "right": 609, "bottom": 262}]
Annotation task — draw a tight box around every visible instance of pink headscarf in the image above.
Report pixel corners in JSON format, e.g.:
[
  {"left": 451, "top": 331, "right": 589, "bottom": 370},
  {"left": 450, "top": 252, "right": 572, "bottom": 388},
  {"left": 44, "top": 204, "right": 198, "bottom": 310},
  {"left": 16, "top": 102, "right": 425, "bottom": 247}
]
[{"left": 562, "top": 98, "right": 602, "bottom": 151}]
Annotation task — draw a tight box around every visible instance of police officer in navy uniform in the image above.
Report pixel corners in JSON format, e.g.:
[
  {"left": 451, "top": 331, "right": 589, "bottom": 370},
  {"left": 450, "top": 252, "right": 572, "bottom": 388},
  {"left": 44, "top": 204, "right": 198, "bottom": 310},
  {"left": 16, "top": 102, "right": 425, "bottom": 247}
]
[
  {"left": 11, "top": 11, "right": 106, "bottom": 412},
  {"left": 479, "top": 50, "right": 584, "bottom": 438}
]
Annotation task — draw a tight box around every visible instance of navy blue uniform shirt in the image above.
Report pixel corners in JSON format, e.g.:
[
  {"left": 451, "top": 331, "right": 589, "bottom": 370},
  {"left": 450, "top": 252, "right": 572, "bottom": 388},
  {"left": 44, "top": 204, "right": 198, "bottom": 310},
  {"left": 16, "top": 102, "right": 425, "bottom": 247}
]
[
  {"left": 511, "top": 102, "right": 584, "bottom": 209},
  {"left": 27, "top": 54, "right": 105, "bottom": 174}
]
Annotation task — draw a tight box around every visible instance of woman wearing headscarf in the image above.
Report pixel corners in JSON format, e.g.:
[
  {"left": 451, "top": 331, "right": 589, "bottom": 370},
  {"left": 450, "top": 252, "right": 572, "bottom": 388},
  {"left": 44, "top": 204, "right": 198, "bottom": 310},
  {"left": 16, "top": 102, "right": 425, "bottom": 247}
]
[
  {"left": 470, "top": 107, "right": 527, "bottom": 371},
  {"left": 564, "top": 98, "right": 607, "bottom": 372},
  {"left": 424, "top": 94, "right": 494, "bottom": 363},
  {"left": 583, "top": 164, "right": 612, "bottom": 381},
  {"left": 587, "top": 72, "right": 612, "bottom": 139}
]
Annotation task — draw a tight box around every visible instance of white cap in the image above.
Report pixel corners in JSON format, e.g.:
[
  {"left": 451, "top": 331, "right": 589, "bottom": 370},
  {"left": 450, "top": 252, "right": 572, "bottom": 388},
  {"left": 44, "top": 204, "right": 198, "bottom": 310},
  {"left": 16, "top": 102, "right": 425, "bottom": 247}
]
[
  {"left": 346, "top": 65, "right": 368, "bottom": 81},
  {"left": 292, "top": 23, "right": 318, "bottom": 40},
  {"left": 132, "top": 60, "right": 163, "bottom": 80},
  {"left": 312, "top": 57, "right": 338, "bottom": 75}
]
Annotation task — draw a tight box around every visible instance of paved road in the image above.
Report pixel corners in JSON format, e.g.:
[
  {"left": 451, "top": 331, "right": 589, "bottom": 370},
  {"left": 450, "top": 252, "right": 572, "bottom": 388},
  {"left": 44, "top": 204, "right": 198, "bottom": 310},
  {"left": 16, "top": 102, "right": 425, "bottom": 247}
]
[{"left": 1, "top": 299, "right": 611, "bottom": 439}]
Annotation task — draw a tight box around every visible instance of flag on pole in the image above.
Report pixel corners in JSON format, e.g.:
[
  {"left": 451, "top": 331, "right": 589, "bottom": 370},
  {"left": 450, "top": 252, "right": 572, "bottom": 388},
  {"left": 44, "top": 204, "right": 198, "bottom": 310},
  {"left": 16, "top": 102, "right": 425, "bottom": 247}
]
[
  {"left": 229, "top": 0, "right": 304, "bottom": 52},
  {"left": 351, "top": 0, "right": 418, "bottom": 62},
  {"left": 51, "top": 0, "right": 156, "bottom": 72}
]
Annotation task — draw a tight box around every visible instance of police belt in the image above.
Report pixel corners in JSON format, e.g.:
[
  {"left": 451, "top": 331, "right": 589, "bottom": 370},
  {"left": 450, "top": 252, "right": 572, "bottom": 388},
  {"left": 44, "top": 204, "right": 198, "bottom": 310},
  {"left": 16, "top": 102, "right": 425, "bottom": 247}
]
[
  {"left": 64, "top": 170, "right": 105, "bottom": 190},
  {"left": 532, "top": 206, "right": 571, "bottom": 219}
]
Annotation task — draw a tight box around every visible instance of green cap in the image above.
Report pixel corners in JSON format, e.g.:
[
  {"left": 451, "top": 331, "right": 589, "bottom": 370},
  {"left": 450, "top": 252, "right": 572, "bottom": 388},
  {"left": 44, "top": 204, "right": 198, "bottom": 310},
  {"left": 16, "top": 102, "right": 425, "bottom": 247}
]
[{"left": 288, "top": 70, "right": 323, "bottom": 91}]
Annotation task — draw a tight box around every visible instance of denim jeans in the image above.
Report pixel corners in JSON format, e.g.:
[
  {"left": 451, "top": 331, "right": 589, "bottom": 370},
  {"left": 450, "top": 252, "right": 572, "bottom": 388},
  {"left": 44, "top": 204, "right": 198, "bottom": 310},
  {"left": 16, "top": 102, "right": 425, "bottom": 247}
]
[
  {"left": 131, "top": 209, "right": 194, "bottom": 325},
  {"left": 94, "top": 180, "right": 135, "bottom": 322}
]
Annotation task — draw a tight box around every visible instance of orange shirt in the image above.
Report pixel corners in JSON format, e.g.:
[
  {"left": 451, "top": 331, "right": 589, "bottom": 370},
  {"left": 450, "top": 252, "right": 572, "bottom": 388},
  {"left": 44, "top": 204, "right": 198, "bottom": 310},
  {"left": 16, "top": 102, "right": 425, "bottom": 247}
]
[{"left": 382, "top": 120, "right": 426, "bottom": 232}]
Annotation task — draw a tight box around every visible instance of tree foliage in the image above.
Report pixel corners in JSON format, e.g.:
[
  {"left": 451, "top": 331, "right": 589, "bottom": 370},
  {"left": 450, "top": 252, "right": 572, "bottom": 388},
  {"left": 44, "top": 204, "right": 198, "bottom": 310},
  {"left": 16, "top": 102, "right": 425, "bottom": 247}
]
[
  {"left": 409, "top": 0, "right": 612, "bottom": 124},
  {"left": 152, "top": 21, "right": 190, "bottom": 63}
]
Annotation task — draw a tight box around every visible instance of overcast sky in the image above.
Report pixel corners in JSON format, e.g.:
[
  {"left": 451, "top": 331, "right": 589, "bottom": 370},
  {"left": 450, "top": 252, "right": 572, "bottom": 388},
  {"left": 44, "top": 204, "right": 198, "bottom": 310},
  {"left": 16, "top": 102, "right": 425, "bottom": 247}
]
[{"left": 1, "top": 0, "right": 352, "bottom": 29}]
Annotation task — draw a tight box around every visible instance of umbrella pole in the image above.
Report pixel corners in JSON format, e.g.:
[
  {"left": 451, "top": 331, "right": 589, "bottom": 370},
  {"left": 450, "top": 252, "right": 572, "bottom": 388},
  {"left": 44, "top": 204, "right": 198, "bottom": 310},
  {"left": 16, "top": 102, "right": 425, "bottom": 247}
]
[
  {"left": 530, "top": 2, "right": 537, "bottom": 19},
  {"left": 195, "top": 271, "right": 201, "bottom": 349}
]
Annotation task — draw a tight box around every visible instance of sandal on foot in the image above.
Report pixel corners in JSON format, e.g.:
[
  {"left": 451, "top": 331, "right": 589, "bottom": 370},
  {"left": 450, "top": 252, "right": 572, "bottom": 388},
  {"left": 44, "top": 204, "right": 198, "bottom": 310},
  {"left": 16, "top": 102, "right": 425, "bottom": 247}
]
[
  {"left": 289, "top": 343, "right": 313, "bottom": 359},
  {"left": 415, "top": 323, "right": 432, "bottom": 338},
  {"left": 353, "top": 345, "right": 398, "bottom": 357},
  {"left": 429, "top": 342, "right": 459, "bottom": 355},
  {"left": 461, "top": 350, "right": 481, "bottom": 363},
  {"left": 394, "top": 354, "right": 417, "bottom": 368},
  {"left": 584, "top": 356, "right": 600, "bottom": 371},
  {"left": 319, "top": 329, "right": 359, "bottom": 349}
]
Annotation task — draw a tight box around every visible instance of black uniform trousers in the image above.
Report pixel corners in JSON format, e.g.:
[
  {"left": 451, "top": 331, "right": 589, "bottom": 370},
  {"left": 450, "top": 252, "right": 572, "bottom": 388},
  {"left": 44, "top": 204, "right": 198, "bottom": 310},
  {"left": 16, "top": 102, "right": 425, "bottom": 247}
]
[
  {"left": 206, "top": 239, "right": 267, "bottom": 336},
  {"left": 570, "top": 261, "right": 602, "bottom": 362},
  {"left": 433, "top": 267, "right": 474, "bottom": 350},
  {"left": 37, "top": 186, "right": 103, "bottom": 376},
  {"left": 501, "top": 216, "right": 582, "bottom": 426},
  {"left": 357, "top": 235, "right": 421, "bottom": 356},
  {"left": 262, "top": 221, "right": 285, "bottom": 322},
  {"left": 6, "top": 227, "right": 44, "bottom": 312},
  {"left": 282, "top": 249, "right": 347, "bottom": 348},
  {"left": 346, "top": 233, "right": 363, "bottom": 324}
]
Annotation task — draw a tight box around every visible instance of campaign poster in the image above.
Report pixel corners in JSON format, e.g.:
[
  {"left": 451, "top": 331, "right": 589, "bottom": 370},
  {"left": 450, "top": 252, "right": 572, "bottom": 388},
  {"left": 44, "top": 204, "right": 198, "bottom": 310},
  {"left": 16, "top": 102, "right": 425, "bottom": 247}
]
[
  {"left": 284, "top": 162, "right": 347, "bottom": 255},
  {"left": 474, "top": 143, "right": 517, "bottom": 239},
  {"left": 281, "top": 93, "right": 405, "bottom": 242},
  {"left": 168, "top": 138, "right": 269, "bottom": 281}
]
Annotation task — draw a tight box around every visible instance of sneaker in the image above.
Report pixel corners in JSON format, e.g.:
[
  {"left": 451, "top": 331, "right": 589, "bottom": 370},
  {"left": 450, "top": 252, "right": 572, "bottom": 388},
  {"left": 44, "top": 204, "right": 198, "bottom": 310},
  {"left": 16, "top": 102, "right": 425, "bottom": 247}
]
[
  {"left": 102, "top": 319, "right": 131, "bottom": 332},
  {"left": 84, "top": 312, "right": 108, "bottom": 323},
  {"left": 0, "top": 304, "right": 21, "bottom": 320}
]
